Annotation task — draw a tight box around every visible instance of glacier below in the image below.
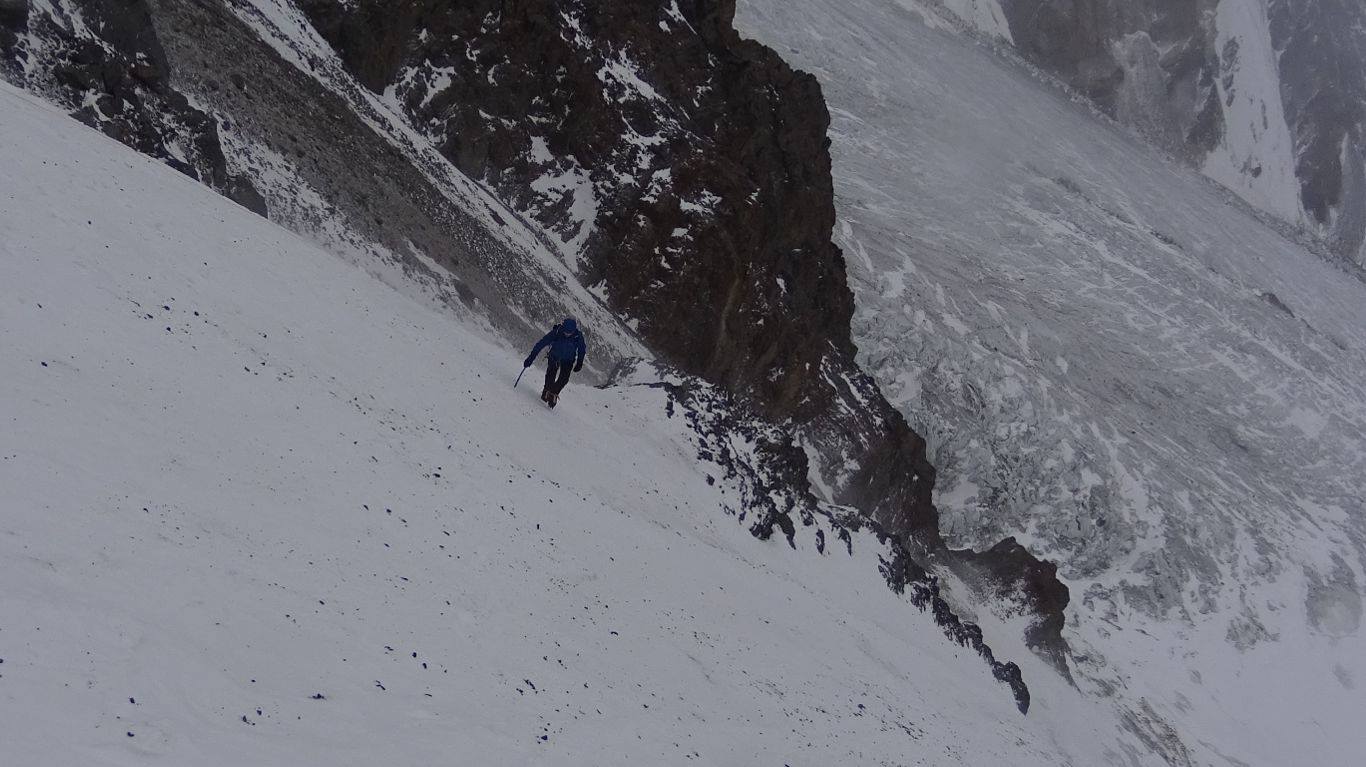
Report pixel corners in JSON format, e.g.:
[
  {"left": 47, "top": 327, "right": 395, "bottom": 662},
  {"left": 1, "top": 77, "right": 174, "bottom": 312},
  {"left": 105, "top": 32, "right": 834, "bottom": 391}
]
[{"left": 739, "top": 0, "right": 1366, "bottom": 764}]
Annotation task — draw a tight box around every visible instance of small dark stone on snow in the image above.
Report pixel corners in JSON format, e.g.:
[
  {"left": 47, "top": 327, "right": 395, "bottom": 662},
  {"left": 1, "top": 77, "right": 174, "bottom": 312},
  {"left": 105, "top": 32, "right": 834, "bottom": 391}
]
[
  {"left": 310, "top": 693, "right": 325, "bottom": 700},
  {"left": 126, "top": 732, "right": 134, "bottom": 738}
]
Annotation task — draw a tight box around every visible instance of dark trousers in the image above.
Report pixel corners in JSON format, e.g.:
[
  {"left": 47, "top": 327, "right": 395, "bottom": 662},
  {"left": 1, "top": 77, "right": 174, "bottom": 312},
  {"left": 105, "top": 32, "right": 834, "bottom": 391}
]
[{"left": 544, "top": 357, "right": 574, "bottom": 395}]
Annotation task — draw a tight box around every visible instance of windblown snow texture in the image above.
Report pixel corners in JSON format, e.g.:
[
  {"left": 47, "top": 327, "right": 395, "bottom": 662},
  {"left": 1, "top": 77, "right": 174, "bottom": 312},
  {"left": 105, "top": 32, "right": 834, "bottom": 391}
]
[{"left": 738, "top": 1, "right": 1366, "bottom": 764}]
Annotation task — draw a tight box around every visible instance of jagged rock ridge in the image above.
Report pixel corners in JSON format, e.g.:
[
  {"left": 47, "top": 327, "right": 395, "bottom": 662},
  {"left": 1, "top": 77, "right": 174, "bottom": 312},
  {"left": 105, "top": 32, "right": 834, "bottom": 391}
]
[
  {"left": 1, "top": 0, "right": 1070, "bottom": 670},
  {"left": 297, "top": 0, "right": 1071, "bottom": 659},
  {"left": 616, "top": 360, "right": 1032, "bottom": 712},
  {"left": 0, "top": 0, "right": 266, "bottom": 213}
]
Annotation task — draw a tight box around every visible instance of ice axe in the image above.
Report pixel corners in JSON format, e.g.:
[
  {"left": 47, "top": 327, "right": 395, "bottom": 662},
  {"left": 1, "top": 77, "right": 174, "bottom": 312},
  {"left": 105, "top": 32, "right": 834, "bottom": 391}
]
[{"left": 514, "top": 366, "right": 527, "bottom": 388}]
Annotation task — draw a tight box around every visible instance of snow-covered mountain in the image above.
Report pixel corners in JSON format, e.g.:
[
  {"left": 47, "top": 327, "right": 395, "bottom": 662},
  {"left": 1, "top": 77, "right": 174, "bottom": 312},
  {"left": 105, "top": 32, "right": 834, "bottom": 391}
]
[
  {"left": 924, "top": 0, "right": 1366, "bottom": 266},
  {"left": 737, "top": 0, "right": 1366, "bottom": 763},
  {"left": 2, "top": 0, "right": 1363, "bottom": 764},
  {"left": 2, "top": 79, "right": 1111, "bottom": 766}
]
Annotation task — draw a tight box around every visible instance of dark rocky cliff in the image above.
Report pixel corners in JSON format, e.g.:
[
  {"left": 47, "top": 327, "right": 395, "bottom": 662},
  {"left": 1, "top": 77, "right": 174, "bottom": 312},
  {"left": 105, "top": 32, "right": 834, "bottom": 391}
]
[
  {"left": 298, "top": 0, "right": 1069, "bottom": 661},
  {"left": 0, "top": 0, "right": 265, "bottom": 214},
  {"left": 299, "top": 0, "right": 851, "bottom": 418}
]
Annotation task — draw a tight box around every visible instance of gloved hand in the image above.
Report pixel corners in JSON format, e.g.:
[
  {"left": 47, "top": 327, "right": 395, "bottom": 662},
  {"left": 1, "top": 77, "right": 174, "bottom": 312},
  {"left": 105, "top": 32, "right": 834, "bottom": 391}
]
[
  {"left": 523, "top": 355, "right": 535, "bottom": 368},
  {"left": 573, "top": 360, "right": 583, "bottom": 372}
]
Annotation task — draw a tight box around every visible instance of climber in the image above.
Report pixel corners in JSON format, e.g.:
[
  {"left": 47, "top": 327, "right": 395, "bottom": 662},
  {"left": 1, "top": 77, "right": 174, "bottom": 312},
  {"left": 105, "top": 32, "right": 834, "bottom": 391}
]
[{"left": 523, "top": 318, "right": 587, "bottom": 408}]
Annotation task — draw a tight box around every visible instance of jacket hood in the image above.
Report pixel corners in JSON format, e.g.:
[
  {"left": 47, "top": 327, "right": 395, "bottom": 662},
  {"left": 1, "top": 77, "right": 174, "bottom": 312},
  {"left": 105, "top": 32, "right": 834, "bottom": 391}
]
[{"left": 561, "top": 318, "right": 578, "bottom": 333}]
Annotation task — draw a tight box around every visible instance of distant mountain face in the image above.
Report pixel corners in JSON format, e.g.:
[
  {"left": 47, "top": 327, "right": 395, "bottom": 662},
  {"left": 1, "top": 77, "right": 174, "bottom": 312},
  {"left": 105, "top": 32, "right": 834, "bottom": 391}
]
[
  {"left": 947, "top": 0, "right": 1366, "bottom": 265},
  {"left": 1266, "top": 0, "right": 1366, "bottom": 259}
]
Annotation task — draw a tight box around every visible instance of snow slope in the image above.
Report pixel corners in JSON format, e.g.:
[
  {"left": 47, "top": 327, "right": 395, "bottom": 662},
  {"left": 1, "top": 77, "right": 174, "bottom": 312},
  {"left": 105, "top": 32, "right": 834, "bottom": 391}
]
[
  {"left": 0, "top": 83, "right": 1130, "bottom": 764},
  {"left": 737, "top": 1, "right": 1366, "bottom": 764}
]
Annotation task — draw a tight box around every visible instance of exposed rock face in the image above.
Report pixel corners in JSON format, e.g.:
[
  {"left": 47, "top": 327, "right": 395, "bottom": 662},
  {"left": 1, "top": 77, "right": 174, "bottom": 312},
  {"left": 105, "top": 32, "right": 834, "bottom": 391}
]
[
  {"left": 0, "top": 0, "right": 27, "bottom": 55},
  {"left": 144, "top": 0, "right": 586, "bottom": 341},
  {"left": 621, "top": 360, "right": 1032, "bottom": 712},
  {"left": 4, "top": 0, "right": 641, "bottom": 353},
  {"left": 0, "top": 0, "right": 264, "bottom": 215},
  {"left": 297, "top": 0, "right": 1070, "bottom": 660},
  {"left": 299, "top": 0, "right": 850, "bottom": 418}
]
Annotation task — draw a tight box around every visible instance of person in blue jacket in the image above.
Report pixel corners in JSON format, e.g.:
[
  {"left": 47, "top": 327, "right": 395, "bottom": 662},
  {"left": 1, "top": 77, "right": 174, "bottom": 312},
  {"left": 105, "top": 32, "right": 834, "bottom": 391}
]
[{"left": 524, "top": 318, "right": 587, "bottom": 407}]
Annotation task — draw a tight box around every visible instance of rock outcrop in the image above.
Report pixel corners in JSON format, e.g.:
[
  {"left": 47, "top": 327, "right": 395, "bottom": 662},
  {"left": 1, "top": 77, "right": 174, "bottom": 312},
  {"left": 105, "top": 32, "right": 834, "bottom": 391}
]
[
  {"left": 0, "top": 0, "right": 265, "bottom": 215},
  {"left": 619, "top": 360, "right": 1033, "bottom": 712},
  {"left": 298, "top": 0, "right": 1070, "bottom": 660}
]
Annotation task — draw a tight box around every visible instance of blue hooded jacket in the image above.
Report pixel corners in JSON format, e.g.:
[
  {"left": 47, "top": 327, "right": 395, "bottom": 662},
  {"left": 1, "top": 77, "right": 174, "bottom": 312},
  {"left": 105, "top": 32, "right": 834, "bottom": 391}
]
[{"left": 526, "top": 318, "right": 587, "bottom": 367}]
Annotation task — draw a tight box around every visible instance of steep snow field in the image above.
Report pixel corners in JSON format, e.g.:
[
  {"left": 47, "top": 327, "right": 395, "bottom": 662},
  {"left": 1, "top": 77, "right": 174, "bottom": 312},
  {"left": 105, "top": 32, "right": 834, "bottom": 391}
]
[
  {"left": 738, "top": 1, "right": 1366, "bottom": 764},
  {"left": 0, "top": 83, "right": 1132, "bottom": 764}
]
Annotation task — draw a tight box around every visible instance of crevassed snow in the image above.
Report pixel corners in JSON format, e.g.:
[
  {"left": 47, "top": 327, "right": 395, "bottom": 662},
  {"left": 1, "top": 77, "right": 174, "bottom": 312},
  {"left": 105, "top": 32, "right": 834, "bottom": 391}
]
[
  {"left": 737, "top": 1, "right": 1366, "bottom": 765},
  {"left": 0, "top": 81, "right": 1122, "bottom": 766}
]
